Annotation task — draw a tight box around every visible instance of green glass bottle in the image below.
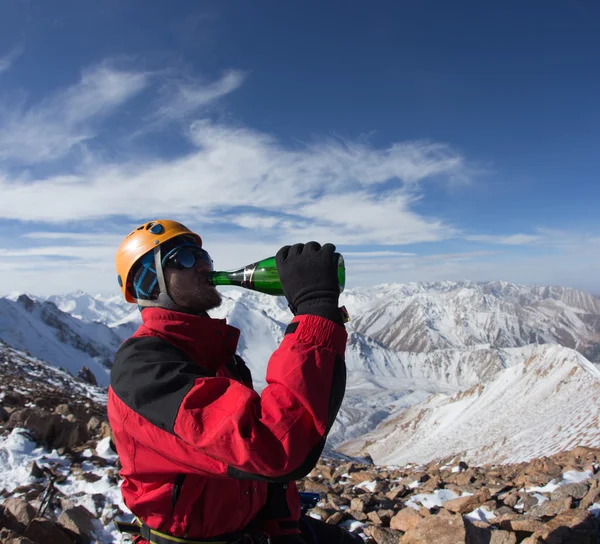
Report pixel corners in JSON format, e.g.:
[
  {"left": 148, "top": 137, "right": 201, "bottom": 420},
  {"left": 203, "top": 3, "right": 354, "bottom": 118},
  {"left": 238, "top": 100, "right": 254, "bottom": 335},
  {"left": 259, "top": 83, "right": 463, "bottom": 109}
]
[{"left": 209, "top": 254, "right": 346, "bottom": 296}]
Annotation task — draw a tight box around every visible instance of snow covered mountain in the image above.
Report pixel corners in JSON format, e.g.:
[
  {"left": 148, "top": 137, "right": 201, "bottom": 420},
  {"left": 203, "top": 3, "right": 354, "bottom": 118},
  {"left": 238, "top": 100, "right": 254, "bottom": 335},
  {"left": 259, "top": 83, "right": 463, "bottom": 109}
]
[
  {"left": 343, "top": 281, "right": 600, "bottom": 360},
  {"left": 338, "top": 344, "right": 600, "bottom": 466},
  {"left": 44, "top": 291, "right": 140, "bottom": 335},
  {"left": 0, "top": 295, "right": 123, "bottom": 386},
  {"left": 3, "top": 280, "right": 600, "bottom": 463}
]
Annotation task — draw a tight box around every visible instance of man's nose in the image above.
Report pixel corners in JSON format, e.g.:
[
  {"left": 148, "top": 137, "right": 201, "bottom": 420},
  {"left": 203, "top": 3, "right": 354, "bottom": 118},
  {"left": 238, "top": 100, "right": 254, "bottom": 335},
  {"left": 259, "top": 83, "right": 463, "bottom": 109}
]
[{"left": 195, "top": 259, "right": 212, "bottom": 272}]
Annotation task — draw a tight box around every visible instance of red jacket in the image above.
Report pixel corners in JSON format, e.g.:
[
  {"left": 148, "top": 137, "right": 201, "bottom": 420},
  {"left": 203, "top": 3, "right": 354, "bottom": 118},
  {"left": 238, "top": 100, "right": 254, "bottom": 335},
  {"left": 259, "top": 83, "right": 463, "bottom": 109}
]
[{"left": 107, "top": 307, "right": 347, "bottom": 540}]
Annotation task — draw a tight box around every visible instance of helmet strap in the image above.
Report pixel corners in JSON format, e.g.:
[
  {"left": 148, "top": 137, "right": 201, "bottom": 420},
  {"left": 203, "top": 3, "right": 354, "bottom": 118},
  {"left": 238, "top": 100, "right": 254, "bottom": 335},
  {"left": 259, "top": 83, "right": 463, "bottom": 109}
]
[{"left": 136, "top": 245, "right": 184, "bottom": 312}]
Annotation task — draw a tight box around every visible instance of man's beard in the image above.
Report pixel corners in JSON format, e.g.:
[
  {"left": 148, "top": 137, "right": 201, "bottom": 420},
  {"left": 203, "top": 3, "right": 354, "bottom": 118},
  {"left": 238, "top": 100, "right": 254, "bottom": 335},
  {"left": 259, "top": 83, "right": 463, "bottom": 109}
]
[{"left": 170, "top": 284, "right": 223, "bottom": 314}]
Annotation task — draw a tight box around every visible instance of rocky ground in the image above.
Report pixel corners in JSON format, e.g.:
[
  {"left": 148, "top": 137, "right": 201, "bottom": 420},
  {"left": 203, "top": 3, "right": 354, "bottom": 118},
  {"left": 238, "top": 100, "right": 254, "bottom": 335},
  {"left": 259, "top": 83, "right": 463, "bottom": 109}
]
[{"left": 1, "top": 343, "right": 600, "bottom": 543}]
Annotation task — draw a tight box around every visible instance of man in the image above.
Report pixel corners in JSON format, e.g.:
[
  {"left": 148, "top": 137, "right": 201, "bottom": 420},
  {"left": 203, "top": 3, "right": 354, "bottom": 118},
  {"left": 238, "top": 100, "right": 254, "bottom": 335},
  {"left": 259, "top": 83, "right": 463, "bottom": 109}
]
[{"left": 109, "top": 219, "right": 361, "bottom": 544}]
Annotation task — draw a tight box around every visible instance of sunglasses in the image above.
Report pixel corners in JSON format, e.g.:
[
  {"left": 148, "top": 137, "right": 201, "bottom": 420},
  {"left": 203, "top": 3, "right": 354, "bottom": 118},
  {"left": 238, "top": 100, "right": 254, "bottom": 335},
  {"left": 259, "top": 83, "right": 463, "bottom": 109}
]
[{"left": 162, "top": 244, "right": 214, "bottom": 271}]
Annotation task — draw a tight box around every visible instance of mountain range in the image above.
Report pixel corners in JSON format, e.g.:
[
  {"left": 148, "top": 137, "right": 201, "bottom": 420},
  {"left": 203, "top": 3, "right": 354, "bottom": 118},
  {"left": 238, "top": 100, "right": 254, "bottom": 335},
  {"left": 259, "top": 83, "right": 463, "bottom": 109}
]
[{"left": 1, "top": 281, "right": 600, "bottom": 465}]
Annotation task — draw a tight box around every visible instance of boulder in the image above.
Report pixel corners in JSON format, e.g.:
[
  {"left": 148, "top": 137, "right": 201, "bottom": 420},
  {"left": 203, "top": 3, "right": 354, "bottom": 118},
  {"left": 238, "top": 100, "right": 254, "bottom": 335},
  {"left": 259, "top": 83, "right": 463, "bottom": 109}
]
[
  {"left": 550, "top": 482, "right": 589, "bottom": 501},
  {"left": 23, "top": 411, "right": 61, "bottom": 444},
  {"left": 527, "top": 497, "right": 572, "bottom": 518},
  {"left": 532, "top": 509, "right": 599, "bottom": 543},
  {"left": 24, "top": 518, "right": 73, "bottom": 544},
  {"left": 390, "top": 508, "right": 422, "bottom": 532},
  {"left": 303, "top": 480, "right": 329, "bottom": 494},
  {"left": 499, "top": 518, "right": 545, "bottom": 534},
  {"left": 364, "top": 526, "right": 403, "bottom": 544},
  {"left": 444, "top": 488, "right": 491, "bottom": 515},
  {"left": 2, "top": 497, "right": 37, "bottom": 527},
  {"left": 367, "top": 510, "right": 384, "bottom": 526},
  {"left": 400, "top": 513, "right": 466, "bottom": 544},
  {"left": 3, "top": 391, "right": 25, "bottom": 406},
  {"left": 55, "top": 404, "right": 71, "bottom": 416},
  {"left": 57, "top": 505, "right": 97, "bottom": 543},
  {"left": 27, "top": 461, "right": 44, "bottom": 479},
  {"left": 326, "top": 511, "right": 344, "bottom": 525},
  {"left": 386, "top": 485, "right": 408, "bottom": 501},
  {"left": 77, "top": 367, "right": 97, "bottom": 386},
  {"left": 580, "top": 482, "right": 600, "bottom": 509}
]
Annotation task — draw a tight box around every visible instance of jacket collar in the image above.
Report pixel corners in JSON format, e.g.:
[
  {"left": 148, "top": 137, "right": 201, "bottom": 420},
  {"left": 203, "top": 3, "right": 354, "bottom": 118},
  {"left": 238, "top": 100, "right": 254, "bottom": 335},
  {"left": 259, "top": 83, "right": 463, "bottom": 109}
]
[{"left": 138, "top": 307, "right": 240, "bottom": 373}]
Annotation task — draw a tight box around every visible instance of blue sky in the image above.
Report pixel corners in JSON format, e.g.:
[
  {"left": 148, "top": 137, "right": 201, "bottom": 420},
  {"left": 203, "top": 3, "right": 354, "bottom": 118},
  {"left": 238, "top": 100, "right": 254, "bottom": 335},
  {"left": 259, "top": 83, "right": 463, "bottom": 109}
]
[{"left": 0, "top": 0, "right": 599, "bottom": 296}]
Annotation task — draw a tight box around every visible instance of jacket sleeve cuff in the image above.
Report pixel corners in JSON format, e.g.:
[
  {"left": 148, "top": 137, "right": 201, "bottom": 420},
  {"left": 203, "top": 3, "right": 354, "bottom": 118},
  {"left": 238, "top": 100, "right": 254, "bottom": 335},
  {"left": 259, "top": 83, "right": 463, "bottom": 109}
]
[{"left": 287, "top": 314, "right": 347, "bottom": 354}]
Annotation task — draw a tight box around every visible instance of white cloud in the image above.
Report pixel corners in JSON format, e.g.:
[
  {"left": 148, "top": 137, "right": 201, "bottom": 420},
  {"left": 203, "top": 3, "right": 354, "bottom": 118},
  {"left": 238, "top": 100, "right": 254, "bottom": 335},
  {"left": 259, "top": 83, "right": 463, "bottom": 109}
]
[
  {"left": 0, "top": 119, "right": 468, "bottom": 249},
  {"left": 465, "top": 234, "right": 541, "bottom": 245},
  {"left": 0, "top": 63, "right": 149, "bottom": 163},
  {"left": 153, "top": 70, "right": 245, "bottom": 122},
  {"left": 0, "top": 47, "right": 22, "bottom": 75}
]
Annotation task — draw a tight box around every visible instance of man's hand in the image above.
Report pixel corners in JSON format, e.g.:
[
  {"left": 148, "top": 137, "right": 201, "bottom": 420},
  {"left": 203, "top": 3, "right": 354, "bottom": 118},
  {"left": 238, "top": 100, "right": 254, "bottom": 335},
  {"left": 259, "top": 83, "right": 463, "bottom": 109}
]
[{"left": 276, "top": 242, "right": 343, "bottom": 325}]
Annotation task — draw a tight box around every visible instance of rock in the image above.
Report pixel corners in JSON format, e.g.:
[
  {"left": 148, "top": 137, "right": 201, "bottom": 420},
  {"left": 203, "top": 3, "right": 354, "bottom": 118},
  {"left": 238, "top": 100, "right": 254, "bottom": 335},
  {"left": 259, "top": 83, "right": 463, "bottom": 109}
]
[
  {"left": 24, "top": 518, "right": 73, "bottom": 544},
  {"left": 418, "top": 507, "right": 431, "bottom": 518},
  {"left": 364, "top": 526, "right": 403, "bottom": 544},
  {"left": 347, "top": 509, "right": 368, "bottom": 521},
  {"left": 326, "top": 511, "right": 344, "bottom": 525},
  {"left": 99, "top": 421, "right": 113, "bottom": 441},
  {"left": 333, "top": 462, "right": 359, "bottom": 479},
  {"left": 2, "top": 497, "right": 37, "bottom": 526},
  {"left": 580, "top": 483, "right": 600, "bottom": 509},
  {"left": 386, "top": 485, "right": 408, "bottom": 501},
  {"left": 326, "top": 493, "right": 350, "bottom": 507},
  {"left": 80, "top": 472, "right": 102, "bottom": 483},
  {"left": 309, "top": 506, "right": 335, "bottom": 522},
  {"left": 502, "top": 491, "right": 519, "bottom": 508},
  {"left": 52, "top": 418, "right": 84, "bottom": 450},
  {"left": 517, "top": 493, "right": 540, "bottom": 512},
  {"left": 532, "top": 509, "right": 599, "bottom": 542},
  {"left": 420, "top": 475, "right": 442, "bottom": 493},
  {"left": 464, "top": 517, "right": 516, "bottom": 544},
  {"left": 100, "top": 504, "right": 123, "bottom": 525},
  {"left": 0, "top": 528, "right": 36, "bottom": 544},
  {"left": 303, "top": 480, "right": 329, "bottom": 494},
  {"left": 445, "top": 488, "right": 491, "bottom": 515},
  {"left": 3, "top": 391, "right": 25, "bottom": 406},
  {"left": 527, "top": 497, "right": 572, "bottom": 518},
  {"left": 58, "top": 505, "right": 97, "bottom": 543},
  {"left": 55, "top": 404, "right": 71, "bottom": 416},
  {"left": 448, "top": 468, "right": 476, "bottom": 486},
  {"left": 550, "top": 482, "right": 589, "bottom": 501},
  {"left": 7, "top": 408, "right": 32, "bottom": 427},
  {"left": 27, "top": 461, "right": 44, "bottom": 479},
  {"left": 77, "top": 366, "right": 98, "bottom": 385},
  {"left": 350, "top": 496, "right": 372, "bottom": 513},
  {"left": 349, "top": 470, "right": 380, "bottom": 484},
  {"left": 376, "top": 509, "right": 395, "bottom": 526},
  {"left": 400, "top": 513, "right": 466, "bottom": 543},
  {"left": 33, "top": 397, "right": 54, "bottom": 409},
  {"left": 390, "top": 508, "right": 422, "bottom": 532},
  {"left": 368, "top": 510, "right": 384, "bottom": 525},
  {"left": 499, "top": 518, "right": 545, "bottom": 534},
  {"left": 23, "top": 411, "right": 61, "bottom": 444},
  {"left": 0, "top": 406, "right": 10, "bottom": 422}
]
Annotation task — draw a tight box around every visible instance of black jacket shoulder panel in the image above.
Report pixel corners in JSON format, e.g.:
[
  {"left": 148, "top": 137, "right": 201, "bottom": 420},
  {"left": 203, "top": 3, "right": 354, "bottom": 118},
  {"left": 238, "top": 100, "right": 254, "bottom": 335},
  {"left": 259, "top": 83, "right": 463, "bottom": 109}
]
[{"left": 111, "top": 336, "right": 215, "bottom": 435}]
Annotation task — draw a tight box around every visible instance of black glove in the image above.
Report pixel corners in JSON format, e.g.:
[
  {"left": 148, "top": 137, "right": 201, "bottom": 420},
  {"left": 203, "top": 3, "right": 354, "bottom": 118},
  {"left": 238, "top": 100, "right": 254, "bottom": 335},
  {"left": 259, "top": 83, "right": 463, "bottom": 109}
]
[{"left": 276, "top": 242, "right": 343, "bottom": 325}]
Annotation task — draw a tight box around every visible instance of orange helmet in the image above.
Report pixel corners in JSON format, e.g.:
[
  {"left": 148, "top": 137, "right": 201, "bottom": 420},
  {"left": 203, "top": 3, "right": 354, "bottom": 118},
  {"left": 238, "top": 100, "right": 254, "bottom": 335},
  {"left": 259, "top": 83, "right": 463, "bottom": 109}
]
[{"left": 116, "top": 219, "right": 202, "bottom": 303}]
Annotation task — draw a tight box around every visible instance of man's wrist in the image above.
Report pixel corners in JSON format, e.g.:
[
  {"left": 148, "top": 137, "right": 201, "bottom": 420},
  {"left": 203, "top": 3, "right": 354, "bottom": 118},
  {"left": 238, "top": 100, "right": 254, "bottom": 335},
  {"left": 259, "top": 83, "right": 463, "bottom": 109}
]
[{"left": 295, "top": 298, "right": 344, "bottom": 326}]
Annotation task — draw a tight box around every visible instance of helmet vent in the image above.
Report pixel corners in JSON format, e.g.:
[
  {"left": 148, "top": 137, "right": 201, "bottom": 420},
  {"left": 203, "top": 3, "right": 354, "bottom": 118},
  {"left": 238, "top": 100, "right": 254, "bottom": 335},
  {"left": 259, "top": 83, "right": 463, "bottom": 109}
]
[{"left": 147, "top": 222, "right": 165, "bottom": 234}]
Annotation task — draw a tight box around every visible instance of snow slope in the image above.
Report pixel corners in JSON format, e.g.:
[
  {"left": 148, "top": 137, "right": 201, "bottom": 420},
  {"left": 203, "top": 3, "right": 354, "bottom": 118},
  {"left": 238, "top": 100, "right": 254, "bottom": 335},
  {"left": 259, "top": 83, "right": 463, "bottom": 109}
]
[
  {"left": 339, "top": 344, "right": 600, "bottom": 465},
  {"left": 0, "top": 295, "right": 122, "bottom": 386}
]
